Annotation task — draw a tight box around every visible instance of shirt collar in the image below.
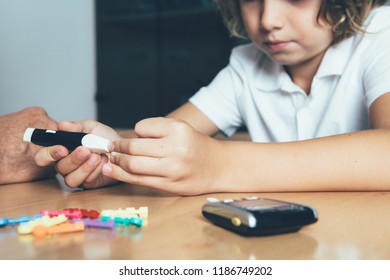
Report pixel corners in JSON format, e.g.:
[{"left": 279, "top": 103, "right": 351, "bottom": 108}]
[
  {"left": 315, "top": 37, "right": 354, "bottom": 78},
  {"left": 253, "top": 54, "right": 288, "bottom": 91}
]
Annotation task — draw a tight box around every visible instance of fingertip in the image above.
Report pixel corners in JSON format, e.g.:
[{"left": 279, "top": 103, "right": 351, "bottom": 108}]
[
  {"left": 102, "top": 163, "right": 112, "bottom": 176},
  {"left": 35, "top": 146, "right": 68, "bottom": 167},
  {"left": 58, "top": 120, "right": 72, "bottom": 127},
  {"left": 52, "top": 146, "right": 69, "bottom": 160},
  {"left": 134, "top": 117, "right": 168, "bottom": 138},
  {"left": 100, "top": 153, "right": 109, "bottom": 164},
  {"left": 87, "top": 153, "right": 101, "bottom": 166},
  {"left": 73, "top": 146, "right": 92, "bottom": 160},
  {"left": 109, "top": 152, "right": 119, "bottom": 164},
  {"left": 108, "top": 141, "right": 114, "bottom": 152},
  {"left": 58, "top": 121, "right": 82, "bottom": 132}
]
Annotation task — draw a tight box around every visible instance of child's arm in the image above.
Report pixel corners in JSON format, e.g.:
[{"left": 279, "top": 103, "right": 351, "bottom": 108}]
[{"left": 102, "top": 94, "right": 390, "bottom": 195}]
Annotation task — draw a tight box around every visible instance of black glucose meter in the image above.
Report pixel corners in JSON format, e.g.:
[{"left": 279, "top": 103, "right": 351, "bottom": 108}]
[{"left": 202, "top": 196, "right": 318, "bottom": 236}]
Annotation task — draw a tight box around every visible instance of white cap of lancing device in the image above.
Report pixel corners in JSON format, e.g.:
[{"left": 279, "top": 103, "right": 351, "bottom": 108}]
[{"left": 23, "top": 128, "right": 111, "bottom": 154}]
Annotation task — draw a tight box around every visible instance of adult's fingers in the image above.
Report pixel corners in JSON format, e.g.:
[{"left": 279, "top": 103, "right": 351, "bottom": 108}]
[
  {"left": 57, "top": 121, "right": 84, "bottom": 133},
  {"left": 35, "top": 146, "right": 69, "bottom": 167},
  {"left": 82, "top": 154, "right": 110, "bottom": 188},
  {"left": 62, "top": 153, "right": 104, "bottom": 188},
  {"left": 55, "top": 146, "right": 92, "bottom": 175}
]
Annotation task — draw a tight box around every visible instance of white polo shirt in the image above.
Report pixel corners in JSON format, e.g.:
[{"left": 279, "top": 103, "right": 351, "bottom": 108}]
[{"left": 189, "top": 6, "right": 390, "bottom": 142}]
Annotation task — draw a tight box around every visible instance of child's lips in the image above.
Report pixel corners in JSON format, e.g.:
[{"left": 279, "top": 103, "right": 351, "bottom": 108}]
[{"left": 264, "top": 41, "right": 291, "bottom": 51}]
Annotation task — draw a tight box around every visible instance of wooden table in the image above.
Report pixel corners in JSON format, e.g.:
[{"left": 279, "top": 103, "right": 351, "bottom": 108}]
[{"left": 1, "top": 179, "right": 390, "bottom": 260}]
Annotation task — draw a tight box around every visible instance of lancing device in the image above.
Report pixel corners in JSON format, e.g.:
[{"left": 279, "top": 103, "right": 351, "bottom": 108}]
[{"left": 23, "top": 128, "right": 110, "bottom": 154}]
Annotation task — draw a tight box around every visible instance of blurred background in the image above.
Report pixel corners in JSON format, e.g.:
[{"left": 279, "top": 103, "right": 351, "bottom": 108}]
[{"left": 0, "top": 0, "right": 240, "bottom": 128}]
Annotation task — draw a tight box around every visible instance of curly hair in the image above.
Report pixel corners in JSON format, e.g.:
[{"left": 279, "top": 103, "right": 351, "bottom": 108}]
[{"left": 213, "top": 0, "right": 388, "bottom": 44}]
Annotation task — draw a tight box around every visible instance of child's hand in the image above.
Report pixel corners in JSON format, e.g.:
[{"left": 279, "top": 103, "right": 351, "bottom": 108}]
[
  {"left": 102, "top": 117, "right": 226, "bottom": 195},
  {"left": 35, "top": 120, "right": 120, "bottom": 189}
]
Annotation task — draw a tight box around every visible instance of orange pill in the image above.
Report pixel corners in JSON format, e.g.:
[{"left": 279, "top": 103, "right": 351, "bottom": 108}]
[
  {"left": 48, "top": 222, "right": 84, "bottom": 234},
  {"left": 33, "top": 225, "right": 49, "bottom": 238},
  {"left": 32, "top": 222, "right": 85, "bottom": 239}
]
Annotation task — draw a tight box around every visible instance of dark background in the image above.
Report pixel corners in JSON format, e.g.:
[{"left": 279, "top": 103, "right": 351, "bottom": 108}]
[{"left": 95, "top": 0, "right": 244, "bottom": 128}]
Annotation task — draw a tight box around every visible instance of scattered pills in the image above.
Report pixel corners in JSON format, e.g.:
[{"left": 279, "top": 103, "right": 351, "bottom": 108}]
[
  {"left": 4, "top": 205, "right": 147, "bottom": 238},
  {"left": 17, "top": 214, "right": 68, "bottom": 235},
  {"left": 101, "top": 207, "right": 148, "bottom": 219}
]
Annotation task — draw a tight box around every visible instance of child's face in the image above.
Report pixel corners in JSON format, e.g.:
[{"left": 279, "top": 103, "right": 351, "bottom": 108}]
[{"left": 240, "top": 0, "right": 333, "bottom": 68}]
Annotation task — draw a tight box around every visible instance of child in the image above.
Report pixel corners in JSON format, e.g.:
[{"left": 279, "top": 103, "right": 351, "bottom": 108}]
[{"left": 36, "top": 0, "right": 390, "bottom": 195}]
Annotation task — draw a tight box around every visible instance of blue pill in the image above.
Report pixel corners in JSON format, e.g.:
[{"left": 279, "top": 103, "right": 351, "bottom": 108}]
[
  {"left": 0, "top": 218, "right": 9, "bottom": 227},
  {"left": 129, "top": 217, "right": 143, "bottom": 227},
  {"left": 8, "top": 215, "right": 31, "bottom": 225}
]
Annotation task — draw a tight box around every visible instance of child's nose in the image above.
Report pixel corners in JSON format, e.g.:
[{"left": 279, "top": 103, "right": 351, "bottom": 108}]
[{"left": 259, "top": 0, "right": 284, "bottom": 31}]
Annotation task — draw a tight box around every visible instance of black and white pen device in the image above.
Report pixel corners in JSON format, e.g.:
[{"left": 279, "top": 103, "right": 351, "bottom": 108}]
[{"left": 23, "top": 128, "right": 111, "bottom": 154}]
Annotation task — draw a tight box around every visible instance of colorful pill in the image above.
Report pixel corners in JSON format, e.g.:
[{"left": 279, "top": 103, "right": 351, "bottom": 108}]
[
  {"left": 79, "top": 209, "right": 100, "bottom": 219},
  {"left": 0, "top": 218, "right": 9, "bottom": 227},
  {"left": 84, "top": 218, "right": 115, "bottom": 229},
  {"left": 114, "top": 217, "right": 123, "bottom": 225},
  {"left": 103, "top": 216, "right": 143, "bottom": 227},
  {"left": 53, "top": 208, "right": 100, "bottom": 219},
  {"left": 101, "top": 207, "right": 148, "bottom": 219},
  {"left": 100, "top": 216, "right": 111, "bottom": 222},
  {"left": 32, "top": 225, "right": 49, "bottom": 238},
  {"left": 8, "top": 214, "right": 43, "bottom": 225},
  {"left": 40, "top": 210, "right": 60, "bottom": 217},
  {"left": 126, "top": 207, "right": 148, "bottom": 218},
  {"left": 8, "top": 215, "right": 30, "bottom": 225},
  {"left": 17, "top": 214, "right": 67, "bottom": 235},
  {"left": 61, "top": 209, "right": 82, "bottom": 219},
  {"left": 32, "top": 222, "right": 85, "bottom": 238},
  {"left": 123, "top": 217, "right": 143, "bottom": 227},
  {"left": 87, "top": 210, "right": 99, "bottom": 219}
]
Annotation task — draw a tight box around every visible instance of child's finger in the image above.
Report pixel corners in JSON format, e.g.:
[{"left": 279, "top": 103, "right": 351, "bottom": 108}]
[
  {"left": 102, "top": 163, "right": 166, "bottom": 189},
  {"left": 134, "top": 117, "right": 170, "bottom": 138},
  {"left": 110, "top": 152, "right": 168, "bottom": 177},
  {"left": 134, "top": 117, "right": 190, "bottom": 139},
  {"left": 111, "top": 138, "right": 169, "bottom": 158}
]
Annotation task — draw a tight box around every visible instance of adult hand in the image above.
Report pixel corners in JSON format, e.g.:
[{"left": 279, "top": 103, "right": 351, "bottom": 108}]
[
  {"left": 102, "top": 117, "right": 226, "bottom": 195},
  {"left": 0, "top": 107, "right": 57, "bottom": 184},
  {"left": 35, "top": 120, "right": 121, "bottom": 189}
]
